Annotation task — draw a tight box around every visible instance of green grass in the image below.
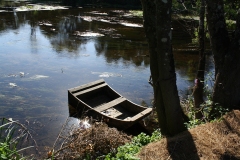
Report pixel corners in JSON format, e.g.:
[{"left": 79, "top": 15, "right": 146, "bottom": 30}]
[
  {"left": 0, "top": 119, "right": 34, "bottom": 160},
  {"left": 104, "top": 129, "right": 162, "bottom": 160}
]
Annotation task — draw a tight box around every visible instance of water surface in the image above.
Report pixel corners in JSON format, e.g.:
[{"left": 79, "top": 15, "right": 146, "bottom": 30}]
[{"left": 0, "top": 6, "right": 213, "bottom": 154}]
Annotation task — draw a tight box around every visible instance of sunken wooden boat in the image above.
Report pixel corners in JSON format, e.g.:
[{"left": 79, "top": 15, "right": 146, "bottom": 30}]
[{"left": 68, "top": 79, "right": 152, "bottom": 130}]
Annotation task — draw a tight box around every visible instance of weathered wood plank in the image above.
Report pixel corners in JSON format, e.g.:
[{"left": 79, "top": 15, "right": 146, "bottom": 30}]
[
  {"left": 95, "top": 97, "right": 126, "bottom": 112},
  {"left": 110, "top": 112, "right": 123, "bottom": 118},
  {"left": 73, "top": 83, "right": 107, "bottom": 97},
  {"left": 127, "top": 108, "right": 152, "bottom": 121},
  {"left": 69, "top": 79, "right": 105, "bottom": 93}
]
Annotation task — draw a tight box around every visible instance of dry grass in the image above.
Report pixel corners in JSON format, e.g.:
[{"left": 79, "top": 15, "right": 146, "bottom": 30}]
[
  {"left": 49, "top": 109, "right": 240, "bottom": 160},
  {"left": 52, "top": 121, "right": 132, "bottom": 159},
  {"left": 138, "top": 110, "right": 240, "bottom": 160}
]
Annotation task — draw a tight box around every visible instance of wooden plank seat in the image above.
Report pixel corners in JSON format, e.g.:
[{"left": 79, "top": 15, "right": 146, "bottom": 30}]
[
  {"left": 95, "top": 97, "right": 126, "bottom": 112},
  {"left": 69, "top": 79, "right": 105, "bottom": 94},
  {"left": 126, "top": 108, "right": 152, "bottom": 121},
  {"left": 73, "top": 83, "right": 107, "bottom": 97},
  {"left": 109, "top": 112, "right": 123, "bottom": 118}
]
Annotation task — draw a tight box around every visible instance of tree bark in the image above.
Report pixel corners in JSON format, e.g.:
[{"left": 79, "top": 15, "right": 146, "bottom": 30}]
[
  {"left": 193, "top": 0, "right": 205, "bottom": 119},
  {"left": 141, "top": 0, "right": 186, "bottom": 135},
  {"left": 206, "top": 1, "right": 240, "bottom": 109},
  {"left": 206, "top": 0, "right": 230, "bottom": 77},
  {"left": 141, "top": 0, "right": 168, "bottom": 134}
]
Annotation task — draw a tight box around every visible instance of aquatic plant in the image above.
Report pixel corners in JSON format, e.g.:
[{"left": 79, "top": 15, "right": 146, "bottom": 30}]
[{"left": 0, "top": 118, "right": 36, "bottom": 160}]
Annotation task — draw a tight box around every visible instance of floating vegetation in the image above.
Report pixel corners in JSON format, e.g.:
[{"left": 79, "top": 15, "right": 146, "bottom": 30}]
[
  {"left": 29, "top": 75, "right": 49, "bottom": 80},
  {"left": 79, "top": 54, "right": 90, "bottom": 57},
  {"left": 6, "top": 74, "right": 17, "bottom": 77},
  {"left": 16, "top": 107, "right": 24, "bottom": 112},
  {"left": 39, "top": 22, "right": 53, "bottom": 27},
  {"left": 88, "top": 11, "right": 108, "bottom": 16},
  {"left": 79, "top": 16, "right": 93, "bottom": 22},
  {"left": 16, "top": 4, "right": 68, "bottom": 12},
  {"left": 120, "top": 22, "right": 143, "bottom": 28},
  {"left": 129, "top": 10, "right": 143, "bottom": 17},
  {"left": 9, "top": 83, "right": 17, "bottom": 87},
  {"left": 98, "top": 28, "right": 116, "bottom": 34},
  {"left": 91, "top": 72, "right": 122, "bottom": 77},
  {"left": 19, "top": 72, "right": 25, "bottom": 77},
  {"left": 11, "top": 96, "right": 24, "bottom": 100},
  {"left": 98, "top": 18, "right": 118, "bottom": 24},
  {"left": 0, "top": 94, "right": 5, "bottom": 98},
  {"left": 5, "top": 72, "right": 29, "bottom": 78},
  {"left": 32, "top": 87, "right": 54, "bottom": 93},
  {"left": 73, "top": 31, "right": 104, "bottom": 37}
]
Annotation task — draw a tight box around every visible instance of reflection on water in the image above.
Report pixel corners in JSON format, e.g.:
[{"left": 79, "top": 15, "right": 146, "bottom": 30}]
[{"left": 0, "top": 7, "right": 213, "bottom": 154}]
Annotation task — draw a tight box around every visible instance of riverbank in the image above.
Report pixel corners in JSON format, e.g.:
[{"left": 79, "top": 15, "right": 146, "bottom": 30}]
[
  {"left": 1, "top": 110, "right": 239, "bottom": 159},
  {"left": 138, "top": 110, "right": 240, "bottom": 159},
  {"left": 46, "top": 109, "right": 240, "bottom": 159}
]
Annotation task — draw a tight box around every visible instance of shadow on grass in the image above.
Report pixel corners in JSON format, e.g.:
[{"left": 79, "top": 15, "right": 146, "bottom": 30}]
[{"left": 166, "top": 130, "right": 200, "bottom": 160}]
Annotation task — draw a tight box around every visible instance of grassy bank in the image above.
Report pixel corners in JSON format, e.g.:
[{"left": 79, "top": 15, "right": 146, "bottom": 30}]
[
  {"left": 138, "top": 110, "right": 240, "bottom": 159},
  {"left": 1, "top": 108, "right": 239, "bottom": 159}
]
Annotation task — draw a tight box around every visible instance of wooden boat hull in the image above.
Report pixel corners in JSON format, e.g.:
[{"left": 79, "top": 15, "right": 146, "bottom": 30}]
[{"left": 68, "top": 79, "right": 152, "bottom": 130}]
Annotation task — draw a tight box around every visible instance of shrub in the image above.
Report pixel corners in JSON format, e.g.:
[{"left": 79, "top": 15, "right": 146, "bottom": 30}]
[{"left": 105, "top": 129, "right": 161, "bottom": 160}]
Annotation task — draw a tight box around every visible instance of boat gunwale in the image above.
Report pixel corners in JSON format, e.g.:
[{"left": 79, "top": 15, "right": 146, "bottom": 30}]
[{"left": 68, "top": 79, "right": 152, "bottom": 123}]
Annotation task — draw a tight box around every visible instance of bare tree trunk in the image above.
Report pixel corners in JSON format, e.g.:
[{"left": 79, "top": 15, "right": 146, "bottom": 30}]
[
  {"left": 141, "top": 0, "right": 168, "bottom": 135},
  {"left": 141, "top": 0, "right": 186, "bottom": 135},
  {"left": 193, "top": 0, "right": 205, "bottom": 119},
  {"left": 206, "top": 0, "right": 230, "bottom": 77},
  {"left": 155, "top": 0, "right": 186, "bottom": 135},
  {"left": 206, "top": 1, "right": 240, "bottom": 109}
]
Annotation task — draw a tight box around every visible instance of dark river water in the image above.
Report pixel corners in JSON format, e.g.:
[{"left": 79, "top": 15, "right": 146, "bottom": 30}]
[{"left": 0, "top": 4, "right": 214, "bottom": 156}]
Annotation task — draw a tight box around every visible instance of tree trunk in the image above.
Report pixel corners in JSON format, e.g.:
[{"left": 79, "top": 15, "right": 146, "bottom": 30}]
[
  {"left": 205, "top": 0, "right": 230, "bottom": 77},
  {"left": 193, "top": 0, "right": 205, "bottom": 119},
  {"left": 141, "top": 0, "right": 186, "bottom": 135},
  {"left": 206, "top": 1, "right": 240, "bottom": 109}
]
